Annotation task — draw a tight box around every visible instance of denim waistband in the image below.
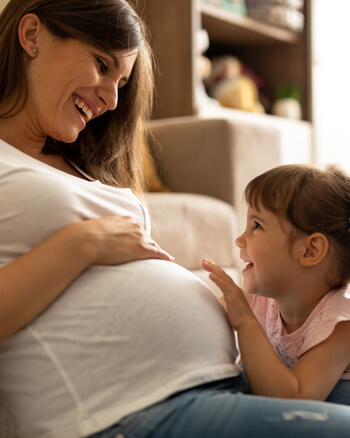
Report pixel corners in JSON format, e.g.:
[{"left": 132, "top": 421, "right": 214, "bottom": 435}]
[
  {"left": 106, "top": 375, "right": 248, "bottom": 437},
  {"left": 90, "top": 375, "right": 249, "bottom": 438}
]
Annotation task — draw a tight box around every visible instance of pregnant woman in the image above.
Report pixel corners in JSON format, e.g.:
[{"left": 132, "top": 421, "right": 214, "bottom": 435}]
[{"left": 1, "top": 1, "right": 350, "bottom": 437}]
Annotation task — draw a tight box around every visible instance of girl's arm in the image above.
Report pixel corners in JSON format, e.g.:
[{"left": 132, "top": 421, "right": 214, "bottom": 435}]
[
  {"left": 0, "top": 216, "right": 173, "bottom": 342},
  {"left": 202, "top": 259, "right": 350, "bottom": 401}
]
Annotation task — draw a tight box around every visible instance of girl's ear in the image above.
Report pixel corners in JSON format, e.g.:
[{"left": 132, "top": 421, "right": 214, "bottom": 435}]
[
  {"left": 300, "top": 232, "right": 329, "bottom": 267},
  {"left": 18, "top": 14, "right": 43, "bottom": 58}
]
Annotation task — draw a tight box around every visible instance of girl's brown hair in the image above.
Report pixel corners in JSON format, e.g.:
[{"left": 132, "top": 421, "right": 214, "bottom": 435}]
[
  {"left": 0, "top": 0, "right": 154, "bottom": 194},
  {"left": 244, "top": 164, "right": 350, "bottom": 288}
]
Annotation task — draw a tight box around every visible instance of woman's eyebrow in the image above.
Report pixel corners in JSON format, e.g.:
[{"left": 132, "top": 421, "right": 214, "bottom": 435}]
[
  {"left": 108, "top": 52, "right": 130, "bottom": 84},
  {"left": 109, "top": 52, "right": 120, "bottom": 69}
]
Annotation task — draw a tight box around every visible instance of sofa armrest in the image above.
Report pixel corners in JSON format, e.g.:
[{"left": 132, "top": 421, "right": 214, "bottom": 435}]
[
  {"left": 147, "top": 116, "right": 281, "bottom": 230},
  {"left": 146, "top": 192, "right": 240, "bottom": 270}
]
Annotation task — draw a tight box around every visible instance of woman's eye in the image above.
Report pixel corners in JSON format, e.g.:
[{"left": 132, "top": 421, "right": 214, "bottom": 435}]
[{"left": 97, "top": 58, "right": 108, "bottom": 74}]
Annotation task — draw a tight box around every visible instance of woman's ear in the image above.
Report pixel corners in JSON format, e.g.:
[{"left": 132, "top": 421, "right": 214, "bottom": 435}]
[
  {"left": 17, "top": 14, "right": 43, "bottom": 58},
  {"left": 300, "top": 232, "right": 329, "bottom": 267}
]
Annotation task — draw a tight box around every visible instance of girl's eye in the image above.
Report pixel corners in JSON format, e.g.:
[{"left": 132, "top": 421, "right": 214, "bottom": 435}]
[
  {"left": 96, "top": 58, "right": 108, "bottom": 74},
  {"left": 253, "top": 221, "right": 262, "bottom": 230}
]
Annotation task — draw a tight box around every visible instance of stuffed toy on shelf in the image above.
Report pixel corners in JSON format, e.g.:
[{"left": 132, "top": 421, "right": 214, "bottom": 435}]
[{"left": 204, "top": 55, "right": 265, "bottom": 114}]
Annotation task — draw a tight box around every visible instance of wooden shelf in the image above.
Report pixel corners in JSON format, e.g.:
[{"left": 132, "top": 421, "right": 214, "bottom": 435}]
[
  {"left": 200, "top": 4, "right": 300, "bottom": 46},
  {"left": 137, "top": 0, "right": 309, "bottom": 121}
]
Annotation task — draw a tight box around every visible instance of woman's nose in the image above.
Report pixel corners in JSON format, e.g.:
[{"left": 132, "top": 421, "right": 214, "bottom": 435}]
[{"left": 98, "top": 81, "right": 119, "bottom": 111}]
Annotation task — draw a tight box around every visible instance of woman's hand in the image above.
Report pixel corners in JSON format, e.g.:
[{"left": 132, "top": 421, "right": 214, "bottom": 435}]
[
  {"left": 0, "top": 216, "right": 173, "bottom": 341},
  {"left": 202, "top": 259, "right": 254, "bottom": 330},
  {"left": 78, "top": 216, "right": 174, "bottom": 266}
]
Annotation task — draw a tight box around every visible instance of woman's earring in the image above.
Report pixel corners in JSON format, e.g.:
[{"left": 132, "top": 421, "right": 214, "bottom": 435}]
[{"left": 32, "top": 47, "right": 38, "bottom": 54}]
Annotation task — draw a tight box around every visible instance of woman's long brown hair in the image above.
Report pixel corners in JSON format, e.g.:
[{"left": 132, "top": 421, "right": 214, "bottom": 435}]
[{"left": 0, "top": 0, "right": 155, "bottom": 194}]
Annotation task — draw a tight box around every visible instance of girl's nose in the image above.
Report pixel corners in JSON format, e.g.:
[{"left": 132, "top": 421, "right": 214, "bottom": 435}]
[{"left": 235, "top": 232, "right": 246, "bottom": 248}]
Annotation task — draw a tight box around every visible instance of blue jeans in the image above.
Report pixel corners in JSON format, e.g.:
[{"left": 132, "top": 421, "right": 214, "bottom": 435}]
[
  {"left": 326, "top": 379, "right": 350, "bottom": 405},
  {"left": 89, "top": 376, "right": 350, "bottom": 438}
]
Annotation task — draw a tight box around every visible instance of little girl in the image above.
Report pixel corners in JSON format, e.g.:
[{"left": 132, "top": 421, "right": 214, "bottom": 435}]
[{"left": 203, "top": 163, "right": 350, "bottom": 404}]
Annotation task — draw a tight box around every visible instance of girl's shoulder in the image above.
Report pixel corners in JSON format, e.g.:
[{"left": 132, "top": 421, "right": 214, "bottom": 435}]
[
  {"left": 250, "top": 295, "right": 276, "bottom": 331},
  {"left": 322, "top": 287, "right": 350, "bottom": 318},
  {"left": 300, "top": 287, "right": 350, "bottom": 355}
]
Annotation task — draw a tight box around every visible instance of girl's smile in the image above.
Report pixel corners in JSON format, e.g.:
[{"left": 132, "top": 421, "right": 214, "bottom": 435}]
[{"left": 242, "top": 259, "right": 254, "bottom": 275}]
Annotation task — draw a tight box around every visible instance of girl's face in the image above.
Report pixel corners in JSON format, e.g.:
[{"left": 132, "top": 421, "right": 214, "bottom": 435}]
[
  {"left": 25, "top": 26, "right": 137, "bottom": 143},
  {"left": 235, "top": 205, "right": 304, "bottom": 299}
]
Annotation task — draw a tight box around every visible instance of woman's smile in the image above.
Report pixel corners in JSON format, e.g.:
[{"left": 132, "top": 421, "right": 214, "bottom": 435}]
[
  {"left": 23, "top": 30, "right": 137, "bottom": 145},
  {"left": 73, "top": 94, "right": 95, "bottom": 122}
]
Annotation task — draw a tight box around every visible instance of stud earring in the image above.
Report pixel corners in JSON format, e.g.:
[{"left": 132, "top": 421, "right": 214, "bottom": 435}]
[{"left": 32, "top": 47, "right": 37, "bottom": 53}]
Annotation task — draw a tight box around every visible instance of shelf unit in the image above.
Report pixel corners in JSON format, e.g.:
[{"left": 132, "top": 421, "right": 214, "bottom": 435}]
[
  {"left": 136, "top": 0, "right": 311, "bottom": 122},
  {"left": 200, "top": 3, "right": 300, "bottom": 45}
]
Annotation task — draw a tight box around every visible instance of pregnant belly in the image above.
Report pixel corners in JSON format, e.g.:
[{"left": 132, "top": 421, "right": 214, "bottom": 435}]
[
  {"left": 32, "top": 258, "right": 237, "bottom": 364},
  {"left": 0, "top": 260, "right": 239, "bottom": 437}
]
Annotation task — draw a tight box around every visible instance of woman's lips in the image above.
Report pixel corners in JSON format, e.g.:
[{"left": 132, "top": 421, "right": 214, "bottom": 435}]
[{"left": 73, "top": 95, "right": 94, "bottom": 121}]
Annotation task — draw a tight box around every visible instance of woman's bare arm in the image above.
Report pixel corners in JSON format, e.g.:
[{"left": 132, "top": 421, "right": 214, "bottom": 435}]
[{"left": 0, "top": 216, "right": 173, "bottom": 342}]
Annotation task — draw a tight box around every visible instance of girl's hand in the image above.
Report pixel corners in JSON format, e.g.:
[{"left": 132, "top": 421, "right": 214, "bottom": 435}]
[
  {"left": 77, "top": 216, "right": 174, "bottom": 266},
  {"left": 202, "top": 259, "right": 254, "bottom": 330}
]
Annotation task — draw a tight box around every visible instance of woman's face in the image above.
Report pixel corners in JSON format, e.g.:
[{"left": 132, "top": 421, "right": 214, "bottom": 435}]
[{"left": 25, "top": 26, "right": 138, "bottom": 143}]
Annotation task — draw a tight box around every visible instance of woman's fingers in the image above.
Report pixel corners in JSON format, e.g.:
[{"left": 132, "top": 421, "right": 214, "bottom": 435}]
[
  {"left": 147, "top": 239, "right": 174, "bottom": 261},
  {"left": 88, "top": 216, "right": 175, "bottom": 264}
]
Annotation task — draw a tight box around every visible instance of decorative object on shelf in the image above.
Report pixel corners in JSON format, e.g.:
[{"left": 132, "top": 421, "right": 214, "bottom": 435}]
[
  {"left": 223, "top": 0, "right": 247, "bottom": 15},
  {"left": 245, "top": 0, "right": 304, "bottom": 32},
  {"left": 200, "top": 0, "right": 223, "bottom": 6},
  {"left": 200, "top": 0, "right": 247, "bottom": 16},
  {"left": 195, "top": 29, "right": 222, "bottom": 111},
  {"left": 272, "top": 84, "right": 302, "bottom": 119},
  {"left": 204, "top": 55, "right": 265, "bottom": 113}
]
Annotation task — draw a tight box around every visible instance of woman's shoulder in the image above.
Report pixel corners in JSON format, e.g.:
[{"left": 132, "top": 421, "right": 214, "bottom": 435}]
[
  {"left": 0, "top": 139, "right": 25, "bottom": 164},
  {"left": 0, "top": 139, "right": 51, "bottom": 176}
]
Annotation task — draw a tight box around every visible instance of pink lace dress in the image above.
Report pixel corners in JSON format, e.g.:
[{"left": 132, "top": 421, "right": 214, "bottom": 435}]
[{"left": 251, "top": 286, "right": 350, "bottom": 380}]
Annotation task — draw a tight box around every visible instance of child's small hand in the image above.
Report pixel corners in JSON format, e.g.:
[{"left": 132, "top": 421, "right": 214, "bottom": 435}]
[{"left": 202, "top": 259, "right": 254, "bottom": 330}]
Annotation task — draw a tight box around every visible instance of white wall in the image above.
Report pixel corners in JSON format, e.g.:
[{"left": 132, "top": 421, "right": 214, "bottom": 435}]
[{"left": 312, "top": 0, "right": 350, "bottom": 173}]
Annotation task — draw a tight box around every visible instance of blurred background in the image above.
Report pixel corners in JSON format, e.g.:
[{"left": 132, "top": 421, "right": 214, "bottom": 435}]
[
  {"left": 1, "top": 0, "right": 349, "bottom": 172},
  {"left": 312, "top": 0, "right": 350, "bottom": 173}
]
